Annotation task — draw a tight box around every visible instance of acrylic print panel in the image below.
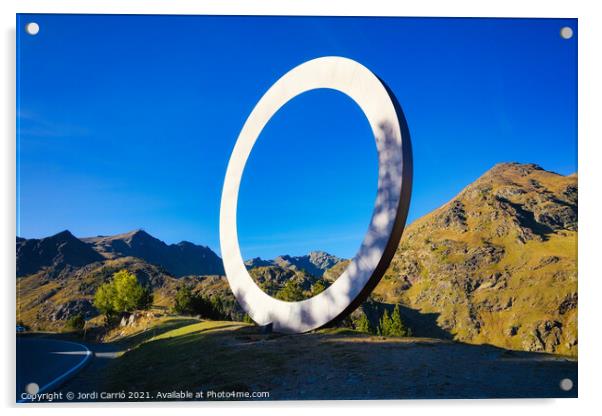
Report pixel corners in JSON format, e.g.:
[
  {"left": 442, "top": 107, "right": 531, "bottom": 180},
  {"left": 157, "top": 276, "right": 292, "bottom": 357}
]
[{"left": 16, "top": 14, "right": 577, "bottom": 402}]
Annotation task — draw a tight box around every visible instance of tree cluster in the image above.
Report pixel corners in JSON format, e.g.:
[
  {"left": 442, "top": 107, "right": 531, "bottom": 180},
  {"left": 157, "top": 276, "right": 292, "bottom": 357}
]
[
  {"left": 352, "top": 304, "right": 412, "bottom": 337},
  {"left": 275, "top": 279, "right": 305, "bottom": 302},
  {"left": 172, "top": 286, "right": 232, "bottom": 320},
  {"left": 378, "top": 305, "right": 412, "bottom": 337}
]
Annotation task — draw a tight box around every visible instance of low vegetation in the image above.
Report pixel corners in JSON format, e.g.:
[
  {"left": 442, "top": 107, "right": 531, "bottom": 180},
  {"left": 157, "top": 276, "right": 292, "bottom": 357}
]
[
  {"left": 64, "top": 314, "right": 85, "bottom": 332},
  {"left": 275, "top": 279, "right": 305, "bottom": 302}
]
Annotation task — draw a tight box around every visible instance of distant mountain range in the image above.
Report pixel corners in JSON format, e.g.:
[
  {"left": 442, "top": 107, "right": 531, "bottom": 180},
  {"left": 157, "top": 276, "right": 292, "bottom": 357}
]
[
  {"left": 16, "top": 229, "right": 344, "bottom": 279},
  {"left": 245, "top": 251, "right": 343, "bottom": 278},
  {"left": 81, "top": 230, "right": 225, "bottom": 277},
  {"left": 17, "top": 229, "right": 224, "bottom": 277}
]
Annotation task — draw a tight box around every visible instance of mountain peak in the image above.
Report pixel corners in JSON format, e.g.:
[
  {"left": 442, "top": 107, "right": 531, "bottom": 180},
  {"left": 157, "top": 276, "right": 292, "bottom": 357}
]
[
  {"left": 428, "top": 162, "right": 578, "bottom": 239},
  {"left": 308, "top": 250, "right": 338, "bottom": 259},
  {"left": 247, "top": 251, "right": 345, "bottom": 277},
  {"left": 176, "top": 240, "right": 196, "bottom": 247},
  {"left": 80, "top": 230, "right": 223, "bottom": 277},
  {"left": 244, "top": 257, "right": 273, "bottom": 268},
  {"left": 16, "top": 230, "right": 103, "bottom": 277},
  {"left": 122, "top": 229, "right": 155, "bottom": 240},
  {"left": 477, "top": 162, "right": 550, "bottom": 183},
  {"left": 493, "top": 161, "right": 544, "bottom": 171},
  {"left": 50, "top": 229, "right": 77, "bottom": 240}
]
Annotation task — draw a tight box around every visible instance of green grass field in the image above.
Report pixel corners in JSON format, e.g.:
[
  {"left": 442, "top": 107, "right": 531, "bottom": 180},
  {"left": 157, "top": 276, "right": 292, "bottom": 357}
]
[{"left": 102, "top": 319, "right": 288, "bottom": 395}]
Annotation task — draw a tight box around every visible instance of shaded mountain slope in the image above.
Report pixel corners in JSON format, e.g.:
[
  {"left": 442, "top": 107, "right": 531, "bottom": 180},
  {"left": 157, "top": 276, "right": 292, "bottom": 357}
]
[
  {"left": 82, "top": 229, "right": 224, "bottom": 277},
  {"left": 16, "top": 230, "right": 104, "bottom": 277}
]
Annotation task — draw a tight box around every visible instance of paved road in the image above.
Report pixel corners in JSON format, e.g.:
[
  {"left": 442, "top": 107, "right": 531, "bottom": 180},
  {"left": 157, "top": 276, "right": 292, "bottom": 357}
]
[{"left": 16, "top": 337, "right": 91, "bottom": 402}]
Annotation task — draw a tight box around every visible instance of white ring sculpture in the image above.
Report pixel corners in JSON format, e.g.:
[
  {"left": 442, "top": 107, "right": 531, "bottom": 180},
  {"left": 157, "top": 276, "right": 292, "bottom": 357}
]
[{"left": 220, "top": 56, "right": 412, "bottom": 333}]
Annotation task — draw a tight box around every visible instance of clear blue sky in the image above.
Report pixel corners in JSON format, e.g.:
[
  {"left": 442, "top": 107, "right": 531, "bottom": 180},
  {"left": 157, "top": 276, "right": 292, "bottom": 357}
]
[{"left": 16, "top": 15, "right": 577, "bottom": 259}]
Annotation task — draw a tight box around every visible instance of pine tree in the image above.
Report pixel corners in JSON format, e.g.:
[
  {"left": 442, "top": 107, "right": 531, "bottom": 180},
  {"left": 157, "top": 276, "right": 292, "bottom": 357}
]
[
  {"left": 389, "top": 304, "right": 411, "bottom": 337},
  {"left": 379, "top": 309, "right": 392, "bottom": 336},
  {"left": 354, "top": 310, "right": 372, "bottom": 334}
]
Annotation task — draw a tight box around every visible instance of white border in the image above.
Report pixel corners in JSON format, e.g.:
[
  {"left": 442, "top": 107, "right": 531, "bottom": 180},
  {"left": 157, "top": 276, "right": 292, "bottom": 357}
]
[
  {"left": 2, "top": 1, "right": 600, "bottom": 415},
  {"left": 6, "top": 0, "right": 585, "bottom": 18}
]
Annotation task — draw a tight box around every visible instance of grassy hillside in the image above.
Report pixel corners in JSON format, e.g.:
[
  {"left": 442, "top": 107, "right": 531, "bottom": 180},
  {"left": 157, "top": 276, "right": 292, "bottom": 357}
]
[
  {"left": 16, "top": 256, "right": 243, "bottom": 332},
  {"left": 373, "top": 163, "right": 577, "bottom": 355}
]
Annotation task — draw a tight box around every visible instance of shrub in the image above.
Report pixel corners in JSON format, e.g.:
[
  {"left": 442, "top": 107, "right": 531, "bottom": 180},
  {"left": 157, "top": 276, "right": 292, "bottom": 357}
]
[
  {"left": 173, "top": 286, "right": 195, "bottom": 315},
  {"left": 64, "top": 314, "right": 85, "bottom": 331},
  {"left": 310, "top": 280, "right": 327, "bottom": 296},
  {"left": 210, "top": 295, "right": 225, "bottom": 317}
]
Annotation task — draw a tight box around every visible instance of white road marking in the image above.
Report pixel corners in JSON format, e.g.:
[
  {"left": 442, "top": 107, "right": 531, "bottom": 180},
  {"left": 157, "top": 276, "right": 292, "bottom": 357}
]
[{"left": 18, "top": 340, "right": 92, "bottom": 403}]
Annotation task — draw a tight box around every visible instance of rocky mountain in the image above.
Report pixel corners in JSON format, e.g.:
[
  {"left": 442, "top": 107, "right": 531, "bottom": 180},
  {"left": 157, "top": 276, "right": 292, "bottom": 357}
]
[
  {"left": 372, "top": 162, "right": 577, "bottom": 355},
  {"left": 245, "top": 251, "right": 344, "bottom": 277},
  {"left": 81, "top": 229, "right": 224, "bottom": 277},
  {"left": 244, "top": 257, "right": 274, "bottom": 268},
  {"left": 248, "top": 265, "right": 325, "bottom": 297},
  {"left": 16, "top": 230, "right": 104, "bottom": 277}
]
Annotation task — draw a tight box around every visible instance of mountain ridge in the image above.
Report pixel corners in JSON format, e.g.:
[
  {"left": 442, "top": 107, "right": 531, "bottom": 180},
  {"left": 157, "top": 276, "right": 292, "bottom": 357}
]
[
  {"left": 245, "top": 251, "right": 344, "bottom": 277},
  {"left": 17, "top": 229, "right": 345, "bottom": 279},
  {"left": 17, "top": 229, "right": 224, "bottom": 278},
  {"left": 16, "top": 230, "right": 104, "bottom": 277},
  {"left": 80, "top": 229, "right": 224, "bottom": 277}
]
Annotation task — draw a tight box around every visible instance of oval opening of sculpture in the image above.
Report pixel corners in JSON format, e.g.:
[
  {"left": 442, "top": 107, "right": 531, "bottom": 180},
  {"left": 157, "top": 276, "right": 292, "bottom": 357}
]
[{"left": 237, "top": 88, "right": 378, "bottom": 302}]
